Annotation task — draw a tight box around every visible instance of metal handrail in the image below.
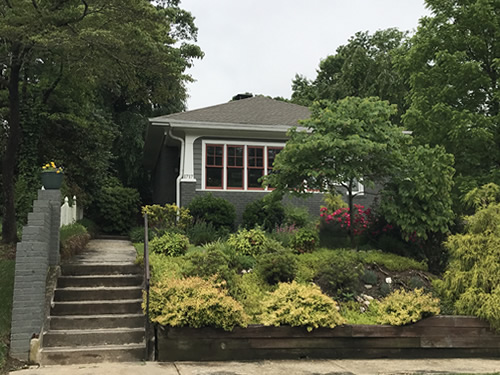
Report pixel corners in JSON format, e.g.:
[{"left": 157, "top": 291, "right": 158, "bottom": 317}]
[{"left": 143, "top": 213, "right": 151, "bottom": 359}]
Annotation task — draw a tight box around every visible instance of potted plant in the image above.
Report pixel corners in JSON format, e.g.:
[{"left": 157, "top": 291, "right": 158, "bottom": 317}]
[{"left": 41, "top": 161, "right": 64, "bottom": 189}]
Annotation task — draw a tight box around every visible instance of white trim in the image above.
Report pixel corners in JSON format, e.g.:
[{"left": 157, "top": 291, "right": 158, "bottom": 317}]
[{"left": 202, "top": 140, "right": 285, "bottom": 191}]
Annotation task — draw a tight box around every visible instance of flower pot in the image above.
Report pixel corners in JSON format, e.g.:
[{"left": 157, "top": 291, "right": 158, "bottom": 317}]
[{"left": 41, "top": 171, "right": 63, "bottom": 189}]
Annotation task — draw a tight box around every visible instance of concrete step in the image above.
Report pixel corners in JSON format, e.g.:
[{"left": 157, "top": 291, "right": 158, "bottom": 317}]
[
  {"left": 49, "top": 314, "right": 145, "bottom": 330},
  {"left": 40, "top": 343, "right": 145, "bottom": 365},
  {"left": 43, "top": 328, "right": 145, "bottom": 347},
  {"left": 61, "top": 264, "right": 142, "bottom": 276},
  {"left": 54, "top": 286, "right": 142, "bottom": 301},
  {"left": 51, "top": 299, "right": 143, "bottom": 316},
  {"left": 57, "top": 274, "right": 143, "bottom": 288}
]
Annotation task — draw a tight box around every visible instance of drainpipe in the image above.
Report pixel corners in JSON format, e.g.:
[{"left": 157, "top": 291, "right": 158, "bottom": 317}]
[{"left": 167, "top": 128, "right": 184, "bottom": 208}]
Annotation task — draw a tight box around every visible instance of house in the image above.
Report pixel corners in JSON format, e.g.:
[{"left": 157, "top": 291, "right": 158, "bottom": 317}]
[{"left": 143, "top": 95, "right": 369, "bottom": 223}]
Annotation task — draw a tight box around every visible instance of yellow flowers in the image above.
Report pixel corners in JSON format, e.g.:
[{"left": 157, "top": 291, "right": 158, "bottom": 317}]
[{"left": 41, "top": 161, "right": 63, "bottom": 173}]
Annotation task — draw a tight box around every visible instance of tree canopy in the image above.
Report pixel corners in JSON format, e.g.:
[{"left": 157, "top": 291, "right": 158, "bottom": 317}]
[{"left": 0, "top": 0, "right": 203, "bottom": 243}]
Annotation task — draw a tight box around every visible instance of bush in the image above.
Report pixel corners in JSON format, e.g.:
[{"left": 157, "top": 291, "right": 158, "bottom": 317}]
[
  {"left": 187, "top": 220, "right": 225, "bottom": 246},
  {"left": 184, "top": 248, "right": 232, "bottom": 281},
  {"left": 358, "top": 250, "right": 427, "bottom": 272},
  {"left": 284, "top": 205, "right": 311, "bottom": 227},
  {"left": 149, "top": 232, "right": 189, "bottom": 256},
  {"left": 77, "top": 218, "right": 98, "bottom": 238},
  {"left": 290, "top": 227, "right": 319, "bottom": 253},
  {"left": 148, "top": 276, "right": 249, "bottom": 331},
  {"left": 242, "top": 197, "right": 285, "bottom": 232},
  {"left": 230, "top": 273, "right": 269, "bottom": 321},
  {"left": 92, "top": 181, "right": 140, "bottom": 234},
  {"left": 226, "top": 228, "right": 269, "bottom": 258},
  {"left": 60, "top": 223, "right": 90, "bottom": 260},
  {"left": 187, "top": 193, "right": 235, "bottom": 231},
  {"left": 129, "top": 226, "right": 153, "bottom": 243},
  {"left": 361, "top": 269, "right": 378, "bottom": 285},
  {"left": 256, "top": 249, "right": 298, "bottom": 285},
  {"left": 260, "top": 281, "right": 346, "bottom": 331},
  {"left": 376, "top": 288, "right": 440, "bottom": 326},
  {"left": 270, "top": 224, "right": 297, "bottom": 247},
  {"left": 434, "top": 203, "right": 500, "bottom": 330},
  {"left": 142, "top": 204, "right": 192, "bottom": 233}
]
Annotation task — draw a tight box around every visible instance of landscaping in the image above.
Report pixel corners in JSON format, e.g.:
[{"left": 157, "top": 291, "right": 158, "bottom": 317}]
[{"left": 0, "top": 228, "right": 15, "bottom": 374}]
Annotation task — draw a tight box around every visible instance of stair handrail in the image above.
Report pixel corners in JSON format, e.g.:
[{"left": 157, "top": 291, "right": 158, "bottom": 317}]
[{"left": 143, "top": 212, "right": 151, "bottom": 358}]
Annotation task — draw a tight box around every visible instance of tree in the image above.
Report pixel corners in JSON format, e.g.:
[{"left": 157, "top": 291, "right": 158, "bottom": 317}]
[
  {"left": 266, "top": 96, "right": 407, "bottom": 246},
  {"left": 291, "top": 29, "right": 409, "bottom": 123},
  {"left": 0, "top": 0, "right": 203, "bottom": 243},
  {"left": 397, "top": 0, "right": 500, "bottom": 206}
]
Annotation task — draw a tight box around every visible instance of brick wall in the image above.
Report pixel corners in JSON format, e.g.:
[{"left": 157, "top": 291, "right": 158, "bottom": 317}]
[{"left": 10, "top": 189, "right": 61, "bottom": 360}]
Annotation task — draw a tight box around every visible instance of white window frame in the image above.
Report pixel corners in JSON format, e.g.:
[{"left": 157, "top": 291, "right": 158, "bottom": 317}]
[{"left": 201, "top": 140, "right": 285, "bottom": 191}]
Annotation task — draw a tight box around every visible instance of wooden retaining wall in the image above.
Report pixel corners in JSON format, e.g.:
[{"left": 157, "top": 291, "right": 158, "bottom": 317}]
[{"left": 157, "top": 316, "right": 500, "bottom": 361}]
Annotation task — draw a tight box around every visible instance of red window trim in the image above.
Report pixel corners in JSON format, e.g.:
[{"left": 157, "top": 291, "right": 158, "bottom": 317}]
[
  {"left": 205, "top": 144, "right": 224, "bottom": 189},
  {"left": 226, "top": 145, "right": 244, "bottom": 190},
  {"left": 247, "top": 146, "right": 265, "bottom": 190}
]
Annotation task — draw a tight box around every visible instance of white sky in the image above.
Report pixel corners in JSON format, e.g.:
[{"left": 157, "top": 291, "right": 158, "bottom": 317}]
[{"left": 180, "top": 0, "right": 431, "bottom": 111}]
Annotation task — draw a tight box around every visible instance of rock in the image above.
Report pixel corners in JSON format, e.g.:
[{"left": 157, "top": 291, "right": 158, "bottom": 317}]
[
  {"left": 364, "top": 284, "right": 373, "bottom": 289},
  {"left": 363, "top": 300, "right": 371, "bottom": 307},
  {"left": 385, "top": 277, "right": 392, "bottom": 284}
]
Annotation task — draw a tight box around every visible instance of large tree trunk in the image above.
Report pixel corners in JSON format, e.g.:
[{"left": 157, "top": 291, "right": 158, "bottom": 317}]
[{"left": 1, "top": 50, "right": 22, "bottom": 244}]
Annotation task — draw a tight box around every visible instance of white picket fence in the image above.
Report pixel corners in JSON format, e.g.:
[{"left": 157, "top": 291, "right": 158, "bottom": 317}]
[{"left": 60, "top": 196, "right": 83, "bottom": 227}]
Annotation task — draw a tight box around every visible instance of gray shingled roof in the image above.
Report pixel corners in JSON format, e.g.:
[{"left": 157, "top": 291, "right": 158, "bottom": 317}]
[{"left": 151, "top": 96, "right": 311, "bottom": 126}]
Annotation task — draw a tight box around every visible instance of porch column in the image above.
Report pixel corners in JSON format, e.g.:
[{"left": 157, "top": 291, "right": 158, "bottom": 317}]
[{"left": 182, "top": 133, "right": 197, "bottom": 182}]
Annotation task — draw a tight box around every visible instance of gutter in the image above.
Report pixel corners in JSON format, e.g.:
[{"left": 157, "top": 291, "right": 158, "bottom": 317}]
[{"left": 167, "top": 128, "right": 184, "bottom": 208}]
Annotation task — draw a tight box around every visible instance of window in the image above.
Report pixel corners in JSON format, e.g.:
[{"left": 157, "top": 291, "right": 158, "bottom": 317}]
[
  {"left": 206, "top": 144, "right": 223, "bottom": 188},
  {"left": 247, "top": 146, "right": 264, "bottom": 189},
  {"left": 227, "top": 145, "right": 244, "bottom": 189},
  {"left": 203, "top": 142, "right": 283, "bottom": 191}
]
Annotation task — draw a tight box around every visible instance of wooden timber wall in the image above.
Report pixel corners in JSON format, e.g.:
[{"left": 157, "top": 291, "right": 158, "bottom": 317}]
[{"left": 157, "top": 316, "right": 500, "bottom": 361}]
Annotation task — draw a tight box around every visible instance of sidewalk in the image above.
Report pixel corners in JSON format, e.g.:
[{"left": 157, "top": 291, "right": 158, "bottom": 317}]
[{"left": 10, "top": 358, "right": 500, "bottom": 375}]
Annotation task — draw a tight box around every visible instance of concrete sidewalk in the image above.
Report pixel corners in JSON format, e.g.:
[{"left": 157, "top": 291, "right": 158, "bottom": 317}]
[{"left": 10, "top": 359, "right": 500, "bottom": 375}]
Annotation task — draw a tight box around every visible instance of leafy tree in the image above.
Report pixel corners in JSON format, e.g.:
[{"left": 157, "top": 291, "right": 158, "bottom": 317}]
[
  {"left": 291, "top": 28, "right": 409, "bottom": 123},
  {"left": 397, "top": 0, "right": 500, "bottom": 206},
  {"left": 0, "top": 0, "right": 203, "bottom": 243},
  {"left": 266, "top": 97, "right": 407, "bottom": 246}
]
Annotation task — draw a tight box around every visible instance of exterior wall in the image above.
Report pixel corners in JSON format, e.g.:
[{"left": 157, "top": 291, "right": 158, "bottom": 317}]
[
  {"left": 10, "top": 189, "right": 61, "bottom": 360},
  {"left": 152, "top": 144, "right": 179, "bottom": 205}
]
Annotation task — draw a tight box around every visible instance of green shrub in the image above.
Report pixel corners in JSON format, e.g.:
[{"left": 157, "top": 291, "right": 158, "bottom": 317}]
[
  {"left": 148, "top": 252, "right": 187, "bottom": 283},
  {"left": 60, "top": 223, "right": 90, "bottom": 260},
  {"left": 269, "top": 224, "right": 297, "bottom": 247},
  {"left": 323, "top": 192, "right": 347, "bottom": 211},
  {"left": 149, "top": 232, "right": 189, "bottom": 256},
  {"left": 184, "top": 248, "right": 232, "bottom": 281},
  {"left": 260, "top": 281, "right": 346, "bottom": 331},
  {"left": 148, "top": 276, "right": 248, "bottom": 331},
  {"left": 187, "top": 220, "right": 223, "bottom": 246},
  {"left": 340, "top": 300, "right": 379, "bottom": 325},
  {"left": 434, "top": 203, "right": 500, "bottom": 330},
  {"left": 187, "top": 193, "right": 235, "bottom": 231},
  {"left": 77, "top": 218, "right": 98, "bottom": 237},
  {"left": 230, "top": 273, "right": 269, "bottom": 321},
  {"left": 256, "top": 249, "right": 298, "bottom": 285},
  {"left": 242, "top": 197, "right": 285, "bottom": 232},
  {"left": 129, "top": 226, "right": 153, "bottom": 243},
  {"left": 92, "top": 182, "right": 140, "bottom": 234},
  {"left": 361, "top": 269, "right": 378, "bottom": 285},
  {"left": 226, "top": 228, "right": 269, "bottom": 257},
  {"left": 376, "top": 288, "right": 440, "bottom": 325},
  {"left": 290, "top": 227, "right": 319, "bottom": 253},
  {"left": 284, "top": 205, "right": 311, "bottom": 227},
  {"left": 358, "top": 250, "right": 427, "bottom": 272},
  {"left": 142, "top": 204, "right": 192, "bottom": 233}
]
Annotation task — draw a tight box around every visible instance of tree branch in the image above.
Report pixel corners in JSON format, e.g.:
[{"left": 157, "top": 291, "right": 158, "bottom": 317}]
[{"left": 42, "top": 60, "right": 64, "bottom": 104}]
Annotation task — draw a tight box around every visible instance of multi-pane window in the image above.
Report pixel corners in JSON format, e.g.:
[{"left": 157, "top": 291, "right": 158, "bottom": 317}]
[
  {"left": 204, "top": 143, "right": 282, "bottom": 190},
  {"left": 227, "top": 146, "right": 244, "bottom": 188},
  {"left": 247, "top": 147, "right": 264, "bottom": 189},
  {"left": 206, "top": 145, "right": 223, "bottom": 188}
]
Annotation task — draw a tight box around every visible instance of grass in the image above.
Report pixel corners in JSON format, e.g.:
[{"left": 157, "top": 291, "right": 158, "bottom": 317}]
[{"left": 0, "top": 243, "right": 16, "bottom": 373}]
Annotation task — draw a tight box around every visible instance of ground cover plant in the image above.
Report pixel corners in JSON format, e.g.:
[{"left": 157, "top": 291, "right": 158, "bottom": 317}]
[{"left": 0, "top": 231, "right": 16, "bottom": 373}]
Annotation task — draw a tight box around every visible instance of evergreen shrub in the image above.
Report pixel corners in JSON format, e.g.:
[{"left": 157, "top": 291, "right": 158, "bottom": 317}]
[
  {"left": 148, "top": 276, "right": 249, "bottom": 331},
  {"left": 149, "top": 232, "right": 189, "bottom": 256},
  {"left": 187, "top": 193, "right": 235, "bottom": 231},
  {"left": 256, "top": 249, "right": 298, "bottom": 285},
  {"left": 376, "top": 288, "right": 440, "bottom": 325},
  {"left": 226, "top": 228, "right": 269, "bottom": 257},
  {"left": 60, "top": 223, "right": 90, "bottom": 260},
  {"left": 290, "top": 227, "right": 319, "bottom": 253},
  {"left": 260, "top": 281, "right": 346, "bottom": 331},
  {"left": 242, "top": 197, "right": 285, "bottom": 231}
]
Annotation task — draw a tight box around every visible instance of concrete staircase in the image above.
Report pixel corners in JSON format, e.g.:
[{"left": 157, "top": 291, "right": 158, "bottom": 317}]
[{"left": 40, "top": 240, "right": 146, "bottom": 365}]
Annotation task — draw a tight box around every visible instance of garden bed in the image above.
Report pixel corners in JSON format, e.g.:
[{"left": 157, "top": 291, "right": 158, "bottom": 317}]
[{"left": 156, "top": 316, "right": 500, "bottom": 361}]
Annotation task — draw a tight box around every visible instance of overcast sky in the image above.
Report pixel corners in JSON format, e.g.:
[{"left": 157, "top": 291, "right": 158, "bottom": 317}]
[{"left": 180, "top": 0, "right": 431, "bottom": 111}]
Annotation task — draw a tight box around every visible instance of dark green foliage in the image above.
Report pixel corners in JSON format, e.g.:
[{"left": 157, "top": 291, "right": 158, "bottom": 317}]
[
  {"left": 380, "top": 283, "right": 392, "bottom": 297},
  {"left": 129, "top": 226, "right": 153, "bottom": 243},
  {"left": 187, "top": 193, "right": 235, "bottom": 231},
  {"left": 149, "top": 232, "right": 189, "bottom": 257},
  {"left": 361, "top": 269, "right": 378, "bottom": 285},
  {"left": 60, "top": 223, "right": 91, "bottom": 260},
  {"left": 256, "top": 249, "right": 298, "bottom": 285},
  {"left": 284, "top": 205, "right": 311, "bottom": 227},
  {"left": 290, "top": 227, "right": 319, "bottom": 253},
  {"left": 76, "top": 218, "right": 98, "bottom": 238},
  {"left": 184, "top": 248, "right": 232, "bottom": 282},
  {"left": 187, "top": 221, "right": 226, "bottom": 246},
  {"left": 92, "top": 181, "right": 141, "bottom": 234},
  {"left": 242, "top": 197, "right": 285, "bottom": 231}
]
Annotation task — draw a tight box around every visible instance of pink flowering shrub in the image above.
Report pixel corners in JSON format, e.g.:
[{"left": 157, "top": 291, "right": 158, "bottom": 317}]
[{"left": 320, "top": 204, "right": 374, "bottom": 236}]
